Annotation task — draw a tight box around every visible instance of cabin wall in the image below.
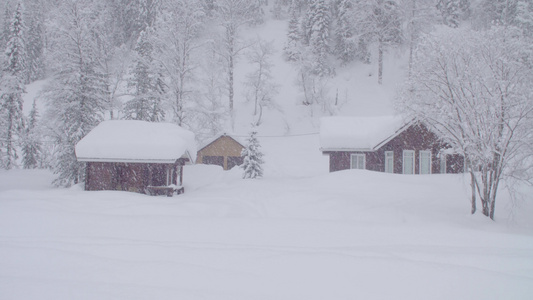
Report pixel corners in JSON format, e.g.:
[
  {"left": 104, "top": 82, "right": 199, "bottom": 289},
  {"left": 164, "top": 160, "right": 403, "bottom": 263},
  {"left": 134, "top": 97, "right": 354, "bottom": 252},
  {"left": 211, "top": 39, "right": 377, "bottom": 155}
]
[
  {"left": 325, "top": 124, "right": 464, "bottom": 174},
  {"left": 85, "top": 162, "right": 182, "bottom": 193},
  {"left": 197, "top": 136, "right": 244, "bottom": 170}
]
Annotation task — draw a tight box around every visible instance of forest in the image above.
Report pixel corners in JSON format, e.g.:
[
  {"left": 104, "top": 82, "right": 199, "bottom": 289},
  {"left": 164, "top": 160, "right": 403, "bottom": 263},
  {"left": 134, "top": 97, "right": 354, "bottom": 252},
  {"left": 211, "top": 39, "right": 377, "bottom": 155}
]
[{"left": 0, "top": 0, "right": 532, "bottom": 204}]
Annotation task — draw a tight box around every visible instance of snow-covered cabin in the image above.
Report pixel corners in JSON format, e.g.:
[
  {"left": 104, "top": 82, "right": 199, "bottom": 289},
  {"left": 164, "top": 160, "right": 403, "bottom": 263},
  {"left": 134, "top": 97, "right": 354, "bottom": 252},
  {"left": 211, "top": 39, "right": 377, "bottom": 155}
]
[
  {"left": 75, "top": 120, "right": 197, "bottom": 195},
  {"left": 319, "top": 116, "right": 464, "bottom": 174},
  {"left": 196, "top": 134, "right": 245, "bottom": 170}
]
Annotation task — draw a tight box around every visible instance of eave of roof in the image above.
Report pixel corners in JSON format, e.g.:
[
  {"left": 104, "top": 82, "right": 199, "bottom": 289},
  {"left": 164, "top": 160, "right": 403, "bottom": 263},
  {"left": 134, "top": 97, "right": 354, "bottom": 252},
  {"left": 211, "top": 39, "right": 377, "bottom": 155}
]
[
  {"left": 78, "top": 151, "right": 194, "bottom": 164},
  {"left": 197, "top": 134, "right": 245, "bottom": 152},
  {"left": 320, "top": 118, "right": 417, "bottom": 153}
]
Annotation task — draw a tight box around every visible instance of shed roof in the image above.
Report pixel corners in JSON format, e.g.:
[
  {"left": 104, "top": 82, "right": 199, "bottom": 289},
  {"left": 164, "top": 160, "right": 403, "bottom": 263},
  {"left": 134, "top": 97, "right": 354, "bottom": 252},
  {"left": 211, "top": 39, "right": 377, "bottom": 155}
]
[
  {"left": 75, "top": 120, "right": 197, "bottom": 163},
  {"left": 197, "top": 134, "right": 245, "bottom": 152},
  {"left": 320, "top": 116, "right": 413, "bottom": 151}
]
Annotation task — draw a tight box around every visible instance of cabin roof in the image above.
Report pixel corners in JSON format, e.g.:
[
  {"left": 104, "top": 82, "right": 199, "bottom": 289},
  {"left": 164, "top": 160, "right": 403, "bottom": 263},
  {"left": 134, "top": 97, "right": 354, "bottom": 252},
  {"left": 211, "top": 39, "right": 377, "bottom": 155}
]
[
  {"left": 75, "top": 120, "right": 197, "bottom": 163},
  {"left": 320, "top": 116, "right": 414, "bottom": 152},
  {"left": 197, "top": 133, "right": 245, "bottom": 152}
]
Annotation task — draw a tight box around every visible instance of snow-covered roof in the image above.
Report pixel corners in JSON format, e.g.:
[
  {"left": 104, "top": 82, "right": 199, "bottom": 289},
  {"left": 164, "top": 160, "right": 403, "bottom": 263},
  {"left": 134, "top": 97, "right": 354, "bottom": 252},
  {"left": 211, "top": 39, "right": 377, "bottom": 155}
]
[
  {"left": 76, "top": 120, "right": 197, "bottom": 163},
  {"left": 320, "top": 116, "right": 411, "bottom": 151}
]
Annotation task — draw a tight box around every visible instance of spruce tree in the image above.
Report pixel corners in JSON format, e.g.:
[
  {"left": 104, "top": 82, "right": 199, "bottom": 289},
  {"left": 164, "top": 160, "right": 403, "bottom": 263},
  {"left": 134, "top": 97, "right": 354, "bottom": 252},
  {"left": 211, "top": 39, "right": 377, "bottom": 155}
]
[
  {"left": 284, "top": 0, "right": 301, "bottom": 61},
  {"left": 307, "top": 0, "right": 333, "bottom": 77},
  {"left": 334, "top": 0, "right": 357, "bottom": 65},
  {"left": 241, "top": 129, "right": 264, "bottom": 179},
  {"left": 24, "top": 6, "right": 45, "bottom": 83},
  {"left": 437, "top": 0, "right": 461, "bottom": 28},
  {"left": 123, "top": 28, "right": 165, "bottom": 122},
  {"left": 0, "top": 3, "right": 26, "bottom": 169},
  {"left": 22, "top": 99, "right": 41, "bottom": 169},
  {"left": 42, "top": 0, "right": 107, "bottom": 187}
]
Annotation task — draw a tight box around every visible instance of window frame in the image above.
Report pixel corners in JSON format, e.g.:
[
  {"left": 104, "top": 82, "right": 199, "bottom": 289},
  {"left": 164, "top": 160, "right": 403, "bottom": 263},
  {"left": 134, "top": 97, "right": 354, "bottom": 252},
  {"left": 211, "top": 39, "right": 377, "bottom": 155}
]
[
  {"left": 385, "top": 151, "right": 394, "bottom": 173},
  {"left": 350, "top": 153, "right": 366, "bottom": 170},
  {"left": 440, "top": 153, "right": 447, "bottom": 174},
  {"left": 402, "top": 150, "right": 415, "bottom": 174},
  {"left": 419, "top": 150, "right": 432, "bottom": 174}
]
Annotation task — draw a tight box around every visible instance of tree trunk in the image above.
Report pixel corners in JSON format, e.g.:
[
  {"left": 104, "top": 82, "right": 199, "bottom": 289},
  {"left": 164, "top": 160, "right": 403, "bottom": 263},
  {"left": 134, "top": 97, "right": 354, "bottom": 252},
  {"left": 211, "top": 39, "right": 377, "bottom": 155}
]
[
  {"left": 378, "top": 38, "right": 383, "bottom": 85},
  {"left": 469, "top": 170, "right": 476, "bottom": 214}
]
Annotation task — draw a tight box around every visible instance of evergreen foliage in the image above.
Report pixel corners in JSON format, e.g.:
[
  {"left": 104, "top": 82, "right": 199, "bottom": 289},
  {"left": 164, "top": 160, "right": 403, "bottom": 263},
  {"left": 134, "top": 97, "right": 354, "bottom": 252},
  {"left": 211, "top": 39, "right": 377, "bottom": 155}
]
[
  {"left": 0, "top": 3, "right": 26, "bottom": 169},
  {"left": 284, "top": 0, "right": 301, "bottom": 61},
  {"left": 123, "top": 28, "right": 165, "bottom": 122},
  {"left": 42, "top": 0, "right": 107, "bottom": 187},
  {"left": 24, "top": 1, "right": 45, "bottom": 82},
  {"left": 21, "top": 99, "right": 41, "bottom": 169},
  {"left": 334, "top": 0, "right": 357, "bottom": 65},
  {"left": 308, "top": 0, "right": 332, "bottom": 77},
  {"left": 241, "top": 129, "right": 264, "bottom": 179}
]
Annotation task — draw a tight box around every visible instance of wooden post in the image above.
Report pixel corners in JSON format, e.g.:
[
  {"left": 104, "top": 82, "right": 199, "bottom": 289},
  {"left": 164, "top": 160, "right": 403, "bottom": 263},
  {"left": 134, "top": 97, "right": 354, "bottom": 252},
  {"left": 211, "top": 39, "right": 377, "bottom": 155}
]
[{"left": 179, "top": 166, "right": 183, "bottom": 186}]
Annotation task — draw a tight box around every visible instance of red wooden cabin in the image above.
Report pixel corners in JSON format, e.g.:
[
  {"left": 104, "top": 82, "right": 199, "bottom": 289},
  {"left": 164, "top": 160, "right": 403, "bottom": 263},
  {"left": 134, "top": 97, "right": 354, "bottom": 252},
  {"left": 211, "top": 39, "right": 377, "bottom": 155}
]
[{"left": 76, "top": 120, "right": 196, "bottom": 196}]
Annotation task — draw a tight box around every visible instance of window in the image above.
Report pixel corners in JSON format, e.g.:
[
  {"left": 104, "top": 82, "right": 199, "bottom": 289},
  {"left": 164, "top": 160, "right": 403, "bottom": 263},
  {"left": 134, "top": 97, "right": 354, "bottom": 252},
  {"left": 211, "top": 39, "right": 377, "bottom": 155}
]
[
  {"left": 166, "top": 167, "right": 175, "bottom": 186},
  {"left": 419, "top": 150, "right": 432, "bottom": 174},
  {"left": 440, "top": 154, "right": 447, "bottom": 174},
  {"left": 350, "top": 154, "right": 366, "bottom": 169},
  {"left": 385, "top": 151, "right": 394, "bottom": 173},
  {"left": 403, "top": 150, "right": 415, "bottom": 174}
]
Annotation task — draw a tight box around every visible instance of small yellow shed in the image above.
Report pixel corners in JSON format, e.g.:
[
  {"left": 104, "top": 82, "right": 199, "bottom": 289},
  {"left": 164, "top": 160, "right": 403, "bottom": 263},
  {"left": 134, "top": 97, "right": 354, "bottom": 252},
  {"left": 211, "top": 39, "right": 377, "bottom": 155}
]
[{"left": 196, "top": 134, "right": 245, "bottom": 170}]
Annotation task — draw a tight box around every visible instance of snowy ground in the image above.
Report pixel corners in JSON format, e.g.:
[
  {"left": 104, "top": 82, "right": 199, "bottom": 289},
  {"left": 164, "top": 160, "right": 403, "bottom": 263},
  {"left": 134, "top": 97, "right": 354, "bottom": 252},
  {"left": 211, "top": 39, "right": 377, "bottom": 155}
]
[{"left": 1, "top": 135, "right": 533, "bottom": 300}]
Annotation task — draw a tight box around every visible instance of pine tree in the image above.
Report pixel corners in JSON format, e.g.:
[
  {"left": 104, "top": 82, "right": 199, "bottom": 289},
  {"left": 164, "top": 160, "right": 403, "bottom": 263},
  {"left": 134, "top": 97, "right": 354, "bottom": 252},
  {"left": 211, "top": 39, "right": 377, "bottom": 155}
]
[
  {"left": 241, "top": 129, "right": 264, "bottom": 179},
  {"left": 22, "top": 99, "right": 41, "bottom": 169},
  {"left": 0, "top": 3, "right": 26, "bottom": 169},
  {"left": 334, "top": 0, "right": 357, "bottom": 65},
  {"left": 24, "top": 3, "right": 45, "bottom": 83},
  {"left": 123, "top": 28, "right": 165, "bottom": 122},
  {"left": 437, "top": 0, "right": 468, "bottom": 28},
  {"left": 374, "top": 0, "right": 402, "bottom": 84},
  {"left": 42, "top": 0, "right": 107, "bottom": 187},
  {"left": 284, "top": 0, "right": 301, "bottom": 61},
  {"left": 516, "top": 0, "right": 533, "bottom": 36},
  {"left": 308, "top": 0, "right": 333, "bottom": 77}
]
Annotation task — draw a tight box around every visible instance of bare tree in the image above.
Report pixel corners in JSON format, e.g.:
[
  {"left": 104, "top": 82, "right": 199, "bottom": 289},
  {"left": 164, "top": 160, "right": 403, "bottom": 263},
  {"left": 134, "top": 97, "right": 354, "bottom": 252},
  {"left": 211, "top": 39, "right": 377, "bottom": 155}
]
[
  {"left": 243, "top": 39, "right": 279, "bottom": 126},
  {"left": 153, "top": 0, "right": 205, "bottom": 126},
  {"left": 397, "top": 26, "right": 533, "bottom": 219},
  {"left": 214, "top": 0, "right": 256, "bottom": 112}
]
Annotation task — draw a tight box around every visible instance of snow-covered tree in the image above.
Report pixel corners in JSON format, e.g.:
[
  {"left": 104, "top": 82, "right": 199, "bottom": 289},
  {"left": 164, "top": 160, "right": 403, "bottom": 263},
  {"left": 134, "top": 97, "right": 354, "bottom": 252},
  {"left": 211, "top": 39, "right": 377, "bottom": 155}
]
[
  {"left": 241, "top": 129, "right": 264, "bottom": 179},
  {"left": 437, "top": 0, "right": 461, "bottom": 27},
  {"left": 516, "top": 0, "right": 533, "bottom": 36},
  {"left": 42, "top": 0, "right": 107, "bottom": 186},
  {"left": 194, "top": 47, "right": 228, "bottom": 141},
  {"left": 373, "top": 0, "right": 402, "bottom": 84},
  {"left": 0, "top": 3, "right": 12, "bottom": 52},
  {"left": 249, "top": 0, "right": 265, "bottom": 25},
  {"left": 478, "top": 0, "right": 517, "bottom": 27},
  {"left": 308, "top": 0, "right": 333, "bottom": 77},
  {"left": 0, "top": 2, "right": 26, "bottom": 169},
  {"left": 21, "top": 99, "right": 41, "bottom": 169},
  {"left": 436, "top": 0, "right": 470, "bottom": 27},
  {"left": 123, "top": 28, "right": 165, "bottom": 122},
  {"left": 334, "top": 0, "right": 357, "bottom": 65},
  {"left": 400, "top": 0, "right": 438, "bottom": 77},
  {"left": 214, "top": 0, "right": 256, "bottom": 112},
  {"left": 153, "top": 0, "right": 205, "bottom": 126},
  {"left": 284, "top": 0, "right": 301, "bottom": 61},
  {"left": 243, "top": 39, "right": 279, "bottom": 125},
  {"left": 108, "top": 0, "right": 160, "bottom": 45},
  {"left": 24, "top": 0, "right": 45, "bottom": 82},
  {"left": 397, "top": 26, "right": 533, "bottom": 220}
]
